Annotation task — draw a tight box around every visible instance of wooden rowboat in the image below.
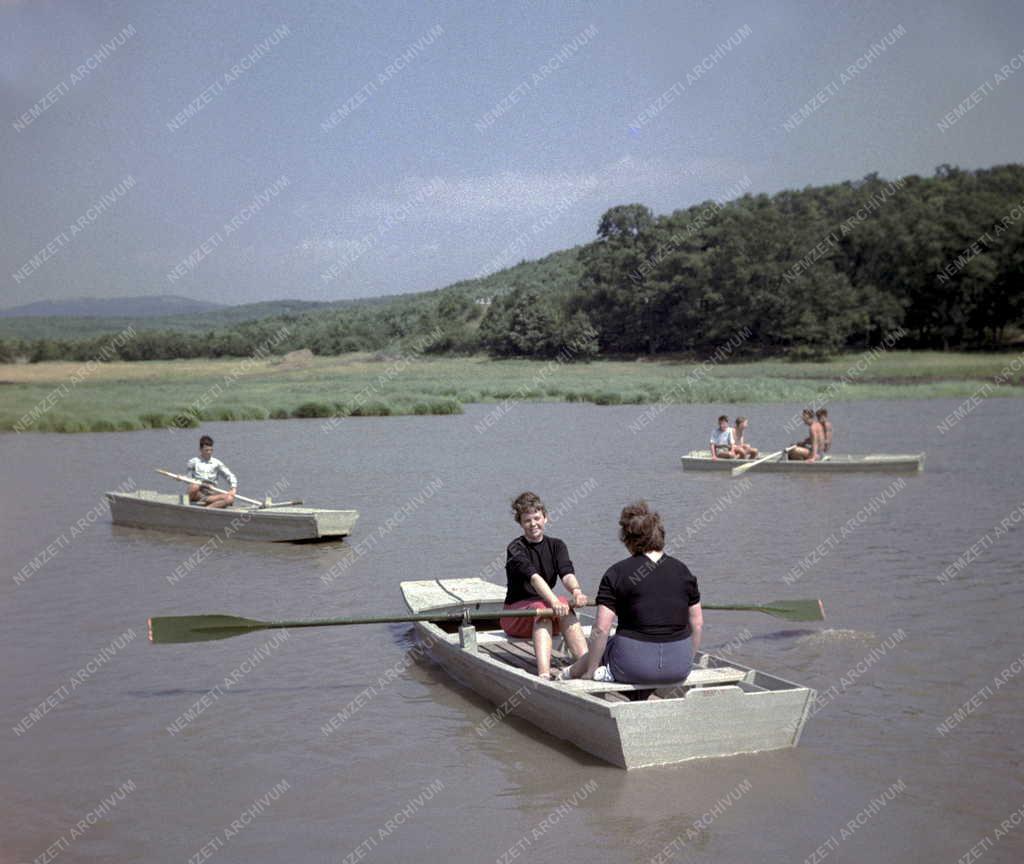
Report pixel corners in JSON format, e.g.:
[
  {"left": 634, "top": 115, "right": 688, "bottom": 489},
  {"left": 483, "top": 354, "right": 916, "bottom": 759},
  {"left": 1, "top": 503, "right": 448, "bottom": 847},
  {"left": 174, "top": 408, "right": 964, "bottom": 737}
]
[
  {"left": 106, "top": 490, "right": 358, "bottom": 542},
  {"left": 680, "top": 450, "right": 925, "bottom": 473},
  {"left": 400, "top": 578, "right": 816, "bottom": 769}
]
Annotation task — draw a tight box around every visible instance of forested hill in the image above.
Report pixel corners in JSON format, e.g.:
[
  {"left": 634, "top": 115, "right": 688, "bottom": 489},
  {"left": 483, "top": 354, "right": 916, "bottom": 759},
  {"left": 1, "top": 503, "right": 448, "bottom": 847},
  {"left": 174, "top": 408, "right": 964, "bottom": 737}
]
[
  {"left": 0, "top": 295, "right": 223, "bottom": 318},
  {"left": 4, "top": 163, "right": 1022, "bottom": 363}
]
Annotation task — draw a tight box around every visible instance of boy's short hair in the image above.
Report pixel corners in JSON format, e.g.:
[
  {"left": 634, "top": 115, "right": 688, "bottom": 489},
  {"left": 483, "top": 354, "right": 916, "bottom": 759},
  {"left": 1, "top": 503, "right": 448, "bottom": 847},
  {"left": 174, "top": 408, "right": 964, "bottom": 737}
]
[
  {"left": 816, "top": 408, "right": 829, "bottom": 419},
  {"left": 199, "top": 435, "right": 214, "bottom": 447},
  {"left": 801, "top": 409, "right": 814, "bottom": 420},
  {"left": 718, "top": 415, "right": 729, "bottom": 424},
  {"left": 511, "top": 491, "right": 545, "bottom": 522}
]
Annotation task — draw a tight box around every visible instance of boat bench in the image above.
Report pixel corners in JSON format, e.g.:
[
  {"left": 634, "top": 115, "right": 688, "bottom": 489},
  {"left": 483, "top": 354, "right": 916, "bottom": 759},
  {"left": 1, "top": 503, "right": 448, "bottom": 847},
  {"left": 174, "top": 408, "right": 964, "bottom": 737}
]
[
  {"left": 560, "top": 667, "right": 748, "bottom": 692},
  {"left": 478, "top": 638, "right": 748, "bottom": 696}
]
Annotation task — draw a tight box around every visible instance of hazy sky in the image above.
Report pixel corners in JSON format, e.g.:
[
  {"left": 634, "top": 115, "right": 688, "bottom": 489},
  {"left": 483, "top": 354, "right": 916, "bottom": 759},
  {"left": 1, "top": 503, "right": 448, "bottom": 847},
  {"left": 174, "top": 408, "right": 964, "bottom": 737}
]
[{"left": 2, "top": 0, "right": 1022, "bottom": 308}]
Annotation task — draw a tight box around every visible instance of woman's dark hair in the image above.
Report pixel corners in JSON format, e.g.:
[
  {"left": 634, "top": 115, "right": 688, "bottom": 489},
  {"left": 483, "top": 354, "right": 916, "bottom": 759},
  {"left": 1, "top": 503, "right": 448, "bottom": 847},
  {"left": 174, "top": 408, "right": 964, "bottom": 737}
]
[
  {"left": 619, "top": 501, "right": 665, "bottom": 556},
  {"left": 511, "top": 491, "right": 545, "bottom": 523},
  {"left": 199, "top": 435, "right": 214, "bottom": 447}
]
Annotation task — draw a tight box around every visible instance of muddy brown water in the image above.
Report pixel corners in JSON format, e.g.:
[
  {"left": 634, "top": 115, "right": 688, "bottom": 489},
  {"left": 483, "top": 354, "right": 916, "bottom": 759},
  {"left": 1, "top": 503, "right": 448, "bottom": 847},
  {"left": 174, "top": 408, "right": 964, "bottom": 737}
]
[{"left": 2, "top": 399, "right": 1022, "bottom": 863}]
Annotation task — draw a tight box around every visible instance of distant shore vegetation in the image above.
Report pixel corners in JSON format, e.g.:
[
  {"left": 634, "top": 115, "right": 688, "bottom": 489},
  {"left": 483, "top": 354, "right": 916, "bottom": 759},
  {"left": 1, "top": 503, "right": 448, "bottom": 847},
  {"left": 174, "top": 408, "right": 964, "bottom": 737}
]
[{"left": 2, "top": 352, "right": 1021, "bottom": 433}]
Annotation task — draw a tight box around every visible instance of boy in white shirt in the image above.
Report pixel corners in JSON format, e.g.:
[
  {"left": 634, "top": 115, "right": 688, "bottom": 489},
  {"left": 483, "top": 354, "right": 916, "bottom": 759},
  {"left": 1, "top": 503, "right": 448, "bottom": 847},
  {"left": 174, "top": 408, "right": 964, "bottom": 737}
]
[
  {"left": 186, "top": 435, "right": 237, "bottom": 507},
  {"left": 710, "top": 415, "right": 737, "bottom": 459}
]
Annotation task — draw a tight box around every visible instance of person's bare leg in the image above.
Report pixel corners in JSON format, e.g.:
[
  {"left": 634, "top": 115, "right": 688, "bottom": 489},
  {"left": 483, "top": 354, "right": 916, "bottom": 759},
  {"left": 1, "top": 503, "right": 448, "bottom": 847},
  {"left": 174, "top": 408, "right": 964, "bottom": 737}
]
[
  {"left": 188, "top": 484, "right": 204, "bottom": 503},
  {"left": 560, "top": 614, "right": 587, "bottom": 660},
  {"left": 532, "top": 620, "right": 553, "bottom": 677}
]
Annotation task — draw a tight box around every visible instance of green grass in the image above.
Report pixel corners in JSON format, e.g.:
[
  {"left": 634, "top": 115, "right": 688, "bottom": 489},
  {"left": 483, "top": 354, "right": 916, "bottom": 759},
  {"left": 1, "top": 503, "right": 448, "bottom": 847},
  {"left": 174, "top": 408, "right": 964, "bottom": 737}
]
[{"left": 1, "top": 351, "right": 1021, "bottom": 433}]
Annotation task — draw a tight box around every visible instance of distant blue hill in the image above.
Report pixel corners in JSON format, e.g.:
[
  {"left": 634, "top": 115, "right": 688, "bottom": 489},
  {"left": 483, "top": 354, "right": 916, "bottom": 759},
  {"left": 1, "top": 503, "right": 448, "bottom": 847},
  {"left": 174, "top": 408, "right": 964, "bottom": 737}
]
[{"left": 0, "top": 295, "right": 225, "bottom": 318}]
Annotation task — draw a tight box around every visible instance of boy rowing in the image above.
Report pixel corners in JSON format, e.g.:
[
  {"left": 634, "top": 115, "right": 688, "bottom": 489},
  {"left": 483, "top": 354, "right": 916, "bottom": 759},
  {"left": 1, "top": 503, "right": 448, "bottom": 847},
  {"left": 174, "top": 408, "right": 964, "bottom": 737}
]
[
  {"left": 186, "top": 435, "right": 237, "bottom": 507},
  {"left": 500, "top": 492, "right": 589, "bottom": 679}
]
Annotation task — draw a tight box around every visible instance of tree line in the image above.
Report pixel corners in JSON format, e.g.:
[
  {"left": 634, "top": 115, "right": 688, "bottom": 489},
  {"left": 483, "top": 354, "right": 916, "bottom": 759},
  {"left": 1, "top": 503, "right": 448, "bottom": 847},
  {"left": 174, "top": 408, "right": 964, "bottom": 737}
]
[{"left": 4, "top": 163, "right": 1022, "bottom": 364}]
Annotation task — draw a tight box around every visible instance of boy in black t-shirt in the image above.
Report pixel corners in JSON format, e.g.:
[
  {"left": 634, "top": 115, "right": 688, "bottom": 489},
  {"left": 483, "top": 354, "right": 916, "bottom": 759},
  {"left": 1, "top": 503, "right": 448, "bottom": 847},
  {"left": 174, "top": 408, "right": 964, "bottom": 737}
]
[{"left": 499, "top": 492, "right": 589, "bottom": 679}]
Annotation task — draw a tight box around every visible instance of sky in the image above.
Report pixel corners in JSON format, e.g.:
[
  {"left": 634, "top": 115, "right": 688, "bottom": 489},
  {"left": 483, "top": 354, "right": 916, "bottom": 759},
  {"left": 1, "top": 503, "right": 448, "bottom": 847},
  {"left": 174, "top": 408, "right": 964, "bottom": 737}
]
[{"left": 1, "top": 0, "right": 1022, "bottom": 308}]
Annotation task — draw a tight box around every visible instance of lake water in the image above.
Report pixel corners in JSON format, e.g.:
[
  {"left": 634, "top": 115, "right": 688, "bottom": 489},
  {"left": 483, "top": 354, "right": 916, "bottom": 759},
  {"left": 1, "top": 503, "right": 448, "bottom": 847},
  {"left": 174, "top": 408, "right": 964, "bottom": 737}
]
[{"left": 2, "top": 398, "right": 1023, "bottom": 863}]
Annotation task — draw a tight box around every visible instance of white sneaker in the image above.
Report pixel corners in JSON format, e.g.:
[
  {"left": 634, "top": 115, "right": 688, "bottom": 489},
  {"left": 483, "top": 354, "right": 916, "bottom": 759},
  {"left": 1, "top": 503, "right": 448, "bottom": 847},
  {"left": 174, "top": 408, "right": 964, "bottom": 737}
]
[{"left": 593, "top": 665, "right": 616, "bottom": 682}]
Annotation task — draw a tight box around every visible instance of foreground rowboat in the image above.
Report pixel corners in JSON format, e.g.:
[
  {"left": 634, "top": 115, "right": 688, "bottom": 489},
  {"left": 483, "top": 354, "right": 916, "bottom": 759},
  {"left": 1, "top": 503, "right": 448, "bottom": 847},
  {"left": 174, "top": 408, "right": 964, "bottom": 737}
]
[
  {"left": 106, "top": 490, "right": 358, "bottom": 542},
  {"left": 400, "top": 578, "right": 816, "bottom": 769},
  {"left": 681, "top": 450, "right": 925, "bottom": 473}
]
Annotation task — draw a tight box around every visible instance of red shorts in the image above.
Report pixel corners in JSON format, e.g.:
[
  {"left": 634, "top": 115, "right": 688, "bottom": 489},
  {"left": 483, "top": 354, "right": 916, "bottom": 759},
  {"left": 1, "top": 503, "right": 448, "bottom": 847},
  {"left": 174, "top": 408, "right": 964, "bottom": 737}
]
[{"left": 500, "top": 598, "right": 569, "bottom": 638}]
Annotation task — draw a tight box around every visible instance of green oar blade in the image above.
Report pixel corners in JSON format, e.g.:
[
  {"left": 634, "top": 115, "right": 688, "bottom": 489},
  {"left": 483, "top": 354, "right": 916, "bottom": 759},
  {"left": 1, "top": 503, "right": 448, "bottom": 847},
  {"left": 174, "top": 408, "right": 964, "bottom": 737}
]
[
  {"left": 149, "top": 606, "right": 538, "bottom": 644},
  {"left": 705, "top": 599, "right": 825, "bottom": 622},
  {"left": 148, "top": 614, "right": 269, "bottom": 644}
]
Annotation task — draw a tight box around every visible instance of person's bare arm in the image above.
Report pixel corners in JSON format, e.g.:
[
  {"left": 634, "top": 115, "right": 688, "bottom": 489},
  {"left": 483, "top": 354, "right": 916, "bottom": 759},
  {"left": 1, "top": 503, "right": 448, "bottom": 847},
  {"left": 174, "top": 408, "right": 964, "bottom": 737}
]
[
  {"left": 530, "top": 573, "right": 568, "bottom": 615},
  {"left": 583, "top": 605, "right": 615, "bottom": 677},
  {"left": 559, "top": 572, "right": 588, "bottom": 608},
  {"left": 689, "top": 603, "right": 703, "bottom": 655}
]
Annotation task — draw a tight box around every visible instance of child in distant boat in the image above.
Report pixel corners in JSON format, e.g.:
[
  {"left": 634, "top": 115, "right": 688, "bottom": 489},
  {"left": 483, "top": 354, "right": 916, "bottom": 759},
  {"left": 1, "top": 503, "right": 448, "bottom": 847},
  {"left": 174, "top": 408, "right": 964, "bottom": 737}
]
[
  {"left": 816, "top": 408, "right": 833, "bottom": 453},
  {"left": 710, "top": 415, "right": 738, "bottom": 459},
  {"left": 186, "top": 435, "right": 237, "bottom": 507},
  {"left": 789, "top": 409, "right": 824, "bottom": 461},
  {"left": 733, "top": 416, "right": 759, "bottom": 459},
  {"left": 500, "top": 492, "right": 589, "bottom": 679}
]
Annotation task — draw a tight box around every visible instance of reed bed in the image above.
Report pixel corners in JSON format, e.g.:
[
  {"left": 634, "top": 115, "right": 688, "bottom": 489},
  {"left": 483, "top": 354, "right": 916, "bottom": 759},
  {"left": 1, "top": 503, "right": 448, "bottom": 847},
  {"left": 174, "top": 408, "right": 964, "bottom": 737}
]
[{"left": 1, "top": 351, "right": 1020, "bottom": 433}]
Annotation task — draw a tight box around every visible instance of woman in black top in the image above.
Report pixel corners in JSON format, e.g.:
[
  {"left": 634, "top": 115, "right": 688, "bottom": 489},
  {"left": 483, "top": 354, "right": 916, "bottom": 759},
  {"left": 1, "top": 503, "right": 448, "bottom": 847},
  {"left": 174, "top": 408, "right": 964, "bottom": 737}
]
[
  {"left": 560, "top": 501, "right": 703, "bottom": 684},
  {"left": 499, "top": 491, "right": 589, "bottom": 679}
]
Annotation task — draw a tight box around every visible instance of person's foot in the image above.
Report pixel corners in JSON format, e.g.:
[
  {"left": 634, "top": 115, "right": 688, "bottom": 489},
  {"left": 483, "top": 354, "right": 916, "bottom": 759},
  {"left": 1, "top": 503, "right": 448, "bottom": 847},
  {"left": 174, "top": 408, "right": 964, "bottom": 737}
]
[{"left": 537, "top": 670, "right": 554, "bottom": 680}]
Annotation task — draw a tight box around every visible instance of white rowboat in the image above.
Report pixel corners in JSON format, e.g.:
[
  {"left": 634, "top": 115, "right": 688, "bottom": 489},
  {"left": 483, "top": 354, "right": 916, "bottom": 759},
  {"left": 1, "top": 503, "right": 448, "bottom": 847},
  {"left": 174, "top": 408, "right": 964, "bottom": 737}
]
[
  {"left": 400, "top": 578, "right": 816, "bottom": 769},
  {"left": 106, "top": 490, "right": 358, "bottom": 542},
  {"left": 681, "top": 450, "right": 925, "bottom": 473}
]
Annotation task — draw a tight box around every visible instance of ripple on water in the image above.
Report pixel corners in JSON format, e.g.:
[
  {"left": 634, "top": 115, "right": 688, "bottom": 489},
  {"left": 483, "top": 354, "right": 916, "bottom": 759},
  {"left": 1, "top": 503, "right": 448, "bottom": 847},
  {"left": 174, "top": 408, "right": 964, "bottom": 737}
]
[{"left": 795, "top": 627, "right": 876, "bottom": 644}]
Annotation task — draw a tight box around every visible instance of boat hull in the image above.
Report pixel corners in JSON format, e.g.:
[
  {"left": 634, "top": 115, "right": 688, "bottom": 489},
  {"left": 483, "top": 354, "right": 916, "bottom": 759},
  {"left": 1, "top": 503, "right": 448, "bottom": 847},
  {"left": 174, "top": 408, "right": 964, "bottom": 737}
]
[
  {"left": 681, "top": 451, "right": 925, "bottom": 473},
  {"left": 400, "top": 578, "right": 815, "bottom": 768},
  {"left": 106, "top": 491, "right": 358, "bottom": 542}
]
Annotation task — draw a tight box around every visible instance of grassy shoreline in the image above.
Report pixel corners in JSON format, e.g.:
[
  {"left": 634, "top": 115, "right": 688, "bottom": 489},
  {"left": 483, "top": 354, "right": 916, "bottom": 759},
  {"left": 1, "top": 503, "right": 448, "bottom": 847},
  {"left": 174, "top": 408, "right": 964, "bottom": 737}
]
[{"left": 2, "top": 351, "right": 1021, "bottom": 433}]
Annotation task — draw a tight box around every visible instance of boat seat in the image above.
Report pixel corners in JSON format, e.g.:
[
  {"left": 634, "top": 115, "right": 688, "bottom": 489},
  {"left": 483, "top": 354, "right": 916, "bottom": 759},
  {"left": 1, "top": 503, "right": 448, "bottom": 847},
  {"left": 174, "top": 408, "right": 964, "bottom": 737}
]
[
  {"left": 559, "top": 666, "right": 748, "bottom": 693},
  {"left": 478, "top": 639, "right": 746, "bottom": 692}
]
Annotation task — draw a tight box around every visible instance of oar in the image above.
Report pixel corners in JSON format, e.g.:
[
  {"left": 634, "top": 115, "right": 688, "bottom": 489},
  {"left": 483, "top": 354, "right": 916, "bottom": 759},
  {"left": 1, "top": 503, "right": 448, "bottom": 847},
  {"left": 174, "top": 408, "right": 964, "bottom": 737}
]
[
  {"left": 148, "top": 599, "right": 825, "bottom": 644},
  {"left": 731, "top": 449, "right": 780, "bottom": 477},
  {"left": 733, "top": 446, "right": 794, "bottom": 479},
  {"left": 156, "top": 469, "right": 303, "bottom": 509},
  {"left": 700, "top": 599, "right": 825, "bottom": 622}
]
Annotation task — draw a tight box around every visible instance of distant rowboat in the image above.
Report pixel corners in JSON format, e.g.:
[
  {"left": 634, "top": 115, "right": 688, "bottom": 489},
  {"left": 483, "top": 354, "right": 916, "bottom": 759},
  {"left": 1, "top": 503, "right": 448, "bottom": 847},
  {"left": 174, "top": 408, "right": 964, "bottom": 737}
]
[
  {"left": 681, "top": 450, "right": 925, "bottom": 473},
  {"left": 400, "top": 578, "right": 816, "bottom": 769},
  {"left": 106, "top": 490, "right": 358, "bottom": 542}
]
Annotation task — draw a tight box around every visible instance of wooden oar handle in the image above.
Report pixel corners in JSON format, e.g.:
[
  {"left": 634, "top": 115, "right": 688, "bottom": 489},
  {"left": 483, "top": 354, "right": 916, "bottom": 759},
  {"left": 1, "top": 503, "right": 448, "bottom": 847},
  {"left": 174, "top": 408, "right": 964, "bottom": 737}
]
[
  {"left": 532, "top": 602, "right": 596, "bottom": 617},
  {"left": 156, "top": 469, "right": 262, "bottom": 507}
]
